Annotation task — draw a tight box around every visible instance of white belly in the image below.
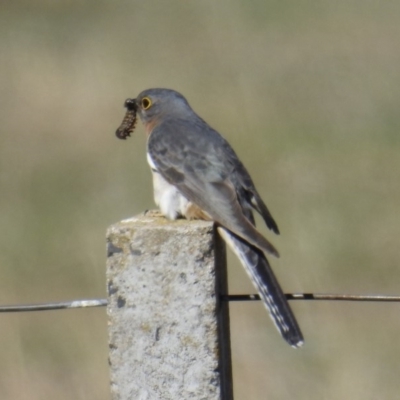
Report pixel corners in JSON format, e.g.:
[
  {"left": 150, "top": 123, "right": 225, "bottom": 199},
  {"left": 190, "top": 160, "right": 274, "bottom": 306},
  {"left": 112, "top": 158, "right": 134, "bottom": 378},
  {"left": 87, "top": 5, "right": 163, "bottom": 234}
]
[
  {"left": 152, "top": 172, "right": 191, "bottom": 220},
  {"left": 147, "top": 152, "right": 190, "bottom": 220}
]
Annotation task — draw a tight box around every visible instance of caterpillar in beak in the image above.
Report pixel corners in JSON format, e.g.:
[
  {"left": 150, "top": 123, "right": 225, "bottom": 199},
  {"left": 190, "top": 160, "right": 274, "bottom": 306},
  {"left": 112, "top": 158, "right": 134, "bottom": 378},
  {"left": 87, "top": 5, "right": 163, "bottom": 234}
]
[{"left": 115, "top": 98, "right": 137, "bottom": 140}]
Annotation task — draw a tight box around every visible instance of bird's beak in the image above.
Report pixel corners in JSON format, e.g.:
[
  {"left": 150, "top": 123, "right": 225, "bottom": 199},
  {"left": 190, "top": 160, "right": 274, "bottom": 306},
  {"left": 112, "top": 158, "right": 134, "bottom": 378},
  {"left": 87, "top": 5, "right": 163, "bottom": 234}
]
[{"left": 115, "top": 98, "right": 138, "bottom": 140}]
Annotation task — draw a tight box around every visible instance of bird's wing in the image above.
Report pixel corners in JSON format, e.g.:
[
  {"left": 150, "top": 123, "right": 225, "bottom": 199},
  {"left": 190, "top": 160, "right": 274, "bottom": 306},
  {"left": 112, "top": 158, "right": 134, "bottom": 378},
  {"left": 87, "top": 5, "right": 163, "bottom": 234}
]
[
  {"left": 222, "top": 146, "right": 280, "bottom": 234},
  {"left": 147, "top": 118, "right": 279, "bottom": 257}
]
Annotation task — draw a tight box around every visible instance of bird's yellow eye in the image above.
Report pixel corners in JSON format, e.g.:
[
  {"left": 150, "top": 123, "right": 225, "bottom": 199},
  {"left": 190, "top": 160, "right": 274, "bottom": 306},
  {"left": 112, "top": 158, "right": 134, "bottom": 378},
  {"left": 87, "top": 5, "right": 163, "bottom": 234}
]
[{"left": 141, "top": 97, "right": 152, "bottom": 110}]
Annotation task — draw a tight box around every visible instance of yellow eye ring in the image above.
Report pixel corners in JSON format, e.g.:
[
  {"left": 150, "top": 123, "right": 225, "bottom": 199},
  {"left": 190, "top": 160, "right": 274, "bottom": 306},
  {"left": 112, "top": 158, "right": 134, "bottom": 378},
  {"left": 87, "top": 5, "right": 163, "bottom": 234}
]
[{"left": 141, "top": 97, "right": 152, "bottom": 110}]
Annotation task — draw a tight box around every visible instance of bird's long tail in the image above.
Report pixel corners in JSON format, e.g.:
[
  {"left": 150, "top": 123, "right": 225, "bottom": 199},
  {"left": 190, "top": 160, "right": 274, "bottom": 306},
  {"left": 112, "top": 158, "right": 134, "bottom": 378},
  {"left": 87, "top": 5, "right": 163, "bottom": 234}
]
[{"left": 218, "top": 227, "right": 304, "bottom": 348}]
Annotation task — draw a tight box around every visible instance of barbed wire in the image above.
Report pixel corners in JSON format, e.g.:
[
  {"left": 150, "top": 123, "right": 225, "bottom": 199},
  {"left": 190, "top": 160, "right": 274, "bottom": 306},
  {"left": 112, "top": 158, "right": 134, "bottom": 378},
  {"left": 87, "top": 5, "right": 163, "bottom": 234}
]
[{"left": 1, "top": 293, "right": 400, "bottom": 313}]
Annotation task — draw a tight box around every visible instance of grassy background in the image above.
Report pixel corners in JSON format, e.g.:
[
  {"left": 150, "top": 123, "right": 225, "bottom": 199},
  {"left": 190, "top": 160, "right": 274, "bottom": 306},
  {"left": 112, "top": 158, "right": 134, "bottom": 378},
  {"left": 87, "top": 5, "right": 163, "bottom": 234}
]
[{"left": 1, "top": 1, "right": 400, "bottom": 399}]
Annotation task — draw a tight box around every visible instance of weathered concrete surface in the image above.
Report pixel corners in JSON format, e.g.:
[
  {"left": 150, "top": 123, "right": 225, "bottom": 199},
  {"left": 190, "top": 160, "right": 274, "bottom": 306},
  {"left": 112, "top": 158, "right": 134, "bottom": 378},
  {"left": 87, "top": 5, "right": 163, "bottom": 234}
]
[{"left": 106, "top": 213, "right": 232, "bottom": 400}]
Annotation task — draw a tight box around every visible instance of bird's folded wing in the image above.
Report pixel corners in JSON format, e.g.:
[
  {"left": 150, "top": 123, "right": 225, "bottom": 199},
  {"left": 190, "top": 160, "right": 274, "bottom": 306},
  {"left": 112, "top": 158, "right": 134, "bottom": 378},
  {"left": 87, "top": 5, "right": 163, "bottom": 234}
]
[{"left": 148, "top": 122, "right": 279, "bottom": 257}]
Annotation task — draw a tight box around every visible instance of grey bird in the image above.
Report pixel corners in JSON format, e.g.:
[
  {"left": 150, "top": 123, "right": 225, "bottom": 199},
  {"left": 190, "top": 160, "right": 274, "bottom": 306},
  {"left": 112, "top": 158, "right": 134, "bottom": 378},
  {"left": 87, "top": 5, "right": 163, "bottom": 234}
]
[{"left": 115, "top": 88, "right": 304, "bottom": 348}]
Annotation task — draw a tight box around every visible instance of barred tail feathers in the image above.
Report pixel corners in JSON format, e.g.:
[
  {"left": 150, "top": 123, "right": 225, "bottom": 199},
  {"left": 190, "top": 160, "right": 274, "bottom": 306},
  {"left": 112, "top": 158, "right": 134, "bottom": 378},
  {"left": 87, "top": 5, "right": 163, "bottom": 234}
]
[{"left": 218, "top": 227, "right": 304, "bottom": 348}]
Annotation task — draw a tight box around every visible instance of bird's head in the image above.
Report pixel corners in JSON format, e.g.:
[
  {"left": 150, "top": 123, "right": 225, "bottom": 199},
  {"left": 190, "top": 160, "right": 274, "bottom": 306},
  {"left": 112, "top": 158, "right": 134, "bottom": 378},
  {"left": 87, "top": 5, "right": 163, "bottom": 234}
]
[{"left": 115, "top": 88, "right": 192, "bottom": 139}]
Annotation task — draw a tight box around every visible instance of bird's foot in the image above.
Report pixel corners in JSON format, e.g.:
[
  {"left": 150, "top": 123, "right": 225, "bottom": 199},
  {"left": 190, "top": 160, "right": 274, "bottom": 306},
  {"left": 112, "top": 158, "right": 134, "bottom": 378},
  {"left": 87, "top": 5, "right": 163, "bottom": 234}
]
[{"left": 144, "top": 209, "right": 165, "bottom": 218}]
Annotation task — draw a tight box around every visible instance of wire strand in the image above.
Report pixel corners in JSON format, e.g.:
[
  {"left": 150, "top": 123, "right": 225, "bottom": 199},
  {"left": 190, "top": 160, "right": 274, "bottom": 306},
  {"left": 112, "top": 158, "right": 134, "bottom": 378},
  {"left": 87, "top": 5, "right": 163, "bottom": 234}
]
[
  {"left": 1, "top": 293, "right": 400, "bottom": 313},
  {"left": 223, "top": 293, "right": 400, "bottom": 302},
  {"left": 0, "top": 299, "right": 107, "bottom": 313}
]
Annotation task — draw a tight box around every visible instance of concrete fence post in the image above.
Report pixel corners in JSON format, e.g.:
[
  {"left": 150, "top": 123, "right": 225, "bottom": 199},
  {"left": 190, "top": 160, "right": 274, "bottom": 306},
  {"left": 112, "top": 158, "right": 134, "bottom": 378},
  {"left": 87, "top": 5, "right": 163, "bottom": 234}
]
[{"left": 106, "top": 213, "right": 233, "bottom": 400}]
